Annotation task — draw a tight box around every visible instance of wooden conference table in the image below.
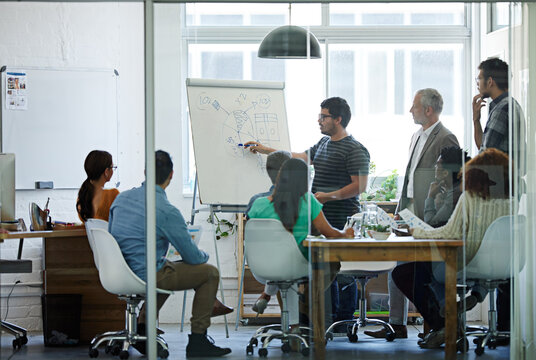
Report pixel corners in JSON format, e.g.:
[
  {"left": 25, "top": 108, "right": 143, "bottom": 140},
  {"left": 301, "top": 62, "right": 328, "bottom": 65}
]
[
  {"left": 0, "top": 229, "right": 124, "bottom": 343},
  {"left": 303, "top": 235, "right": 463, "bottom": 360}
]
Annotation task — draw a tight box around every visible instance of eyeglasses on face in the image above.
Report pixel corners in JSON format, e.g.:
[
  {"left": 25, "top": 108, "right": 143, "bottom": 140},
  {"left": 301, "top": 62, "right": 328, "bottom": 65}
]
[
  {"left": 318, "top": 114, "right": 334, "bottom": 121},
  {"left": 109, "top": 166, "right": 117, "bottom": 170}
]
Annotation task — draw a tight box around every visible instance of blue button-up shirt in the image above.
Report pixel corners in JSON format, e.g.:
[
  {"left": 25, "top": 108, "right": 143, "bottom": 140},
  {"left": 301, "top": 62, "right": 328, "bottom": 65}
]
[{"left": 109, "top": 182, "right": 209, "bottom": 281}]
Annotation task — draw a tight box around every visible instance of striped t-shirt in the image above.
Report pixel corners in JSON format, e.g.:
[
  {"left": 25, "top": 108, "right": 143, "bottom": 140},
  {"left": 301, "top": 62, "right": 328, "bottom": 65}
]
[{"left": 308, "top": 135, "right": 370, "bottom": 229}]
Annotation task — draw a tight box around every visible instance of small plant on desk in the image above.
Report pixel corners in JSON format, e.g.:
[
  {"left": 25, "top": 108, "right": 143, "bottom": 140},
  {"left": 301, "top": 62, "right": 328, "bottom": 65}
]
[{"left": 207, "top": 213, "right": 237, "bottom": 240}]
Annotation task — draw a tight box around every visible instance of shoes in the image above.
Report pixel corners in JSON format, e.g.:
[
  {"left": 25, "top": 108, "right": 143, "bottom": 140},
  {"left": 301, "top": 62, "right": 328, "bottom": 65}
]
[
  {"left": 418, "top": 328, "right": 445, "bottom": 349},
  {"left": 186, "top": 333, "right": 232, "bottom": 357},
  {"left": 440, "top": 294, "right": 479, "bottom": 318},
  {"left": 252, "top": 294, "right": 270, "bottom": 314},
  {"left": 364, "top": 324, "right": 408, "bottom": 339},
  {"left": 212, "top": 299, "right": 234, "bottom": 317}
]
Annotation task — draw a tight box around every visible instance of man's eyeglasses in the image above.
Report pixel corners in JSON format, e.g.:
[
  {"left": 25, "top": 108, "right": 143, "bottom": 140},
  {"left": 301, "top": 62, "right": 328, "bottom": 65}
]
[
  {"left": 109, "top": 166, "right": 117, "bottom": 170},
  {"left": 318, "top": 114, "right": 333, "bottom": 121}
]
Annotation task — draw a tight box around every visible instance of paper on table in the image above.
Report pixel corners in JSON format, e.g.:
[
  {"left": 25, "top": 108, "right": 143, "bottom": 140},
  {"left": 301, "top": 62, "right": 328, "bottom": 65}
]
[
  {"left": 377, "top": 207, "right": 398, "bottom": 228},
  {"left": 166, "top": 225, "right": 203, "bottom": 261},
  {"left": 398, "top": 209, "right": 433, "bottom": 230}
]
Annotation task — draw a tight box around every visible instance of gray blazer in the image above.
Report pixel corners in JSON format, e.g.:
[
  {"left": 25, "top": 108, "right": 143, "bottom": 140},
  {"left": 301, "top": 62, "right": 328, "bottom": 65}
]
[{"left": 396, "top": 121, "right": 459, "bottom": 220}]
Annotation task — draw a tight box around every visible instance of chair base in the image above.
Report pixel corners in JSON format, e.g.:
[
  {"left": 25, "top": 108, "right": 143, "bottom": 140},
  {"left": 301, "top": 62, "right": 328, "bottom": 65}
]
[
  {"left": 245, "top": 283, "right": 311, "bottom": 357},
  {"left": 88, "top": 296, "right": 169, "bottom": 359},
  {"left": 325, "top": 275, "right": 396, "bottom": 343},
  {"left": 325, "top": 317, "right": 395, "bottom": 342},
  {"left": 246, "top": 325, "right": 312, "bottom": 357},
  {"left": 461, "top": 280, "right": 510, "bottom": 356},
  {"left": 1, "top": 320, "right": 28, "bottom": 349}
]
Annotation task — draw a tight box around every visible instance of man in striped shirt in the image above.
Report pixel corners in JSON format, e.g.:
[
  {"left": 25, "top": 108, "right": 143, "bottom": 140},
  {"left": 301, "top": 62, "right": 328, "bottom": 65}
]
[
  {"left": 245, "top": 97, "right": 370, "bottom": 229},
  {"left": 245, "top": 97, "right": 370, "bottom": 326}
]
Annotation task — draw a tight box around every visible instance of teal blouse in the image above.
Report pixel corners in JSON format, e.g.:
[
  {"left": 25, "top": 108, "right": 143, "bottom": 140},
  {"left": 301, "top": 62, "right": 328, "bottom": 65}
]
[{"left": 247, "top": 192, "right": 323, "bottom": 259}]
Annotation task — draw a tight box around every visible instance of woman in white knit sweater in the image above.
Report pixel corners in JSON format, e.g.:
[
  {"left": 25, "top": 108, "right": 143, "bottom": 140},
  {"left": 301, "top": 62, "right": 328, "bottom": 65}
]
[{"left": 392, "top": 148, "right": 511, "bottom": 348}]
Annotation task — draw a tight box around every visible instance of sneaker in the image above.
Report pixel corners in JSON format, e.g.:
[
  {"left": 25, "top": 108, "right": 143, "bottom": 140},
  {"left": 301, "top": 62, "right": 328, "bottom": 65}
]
[
  {"left": 252, "top": 294, "right": 270, "bottom": 314},
  {"left": 440, "top": 295, "right": 479, "bottom": 318},
  {"left": 186, "top": 333, "right": 232, "bottom": 357},
  {"left": 418, "top": 328, "right": 445, "bottom": 349},
  {"left": 364, "top": 324, "right": 408, "bottom": 339}
]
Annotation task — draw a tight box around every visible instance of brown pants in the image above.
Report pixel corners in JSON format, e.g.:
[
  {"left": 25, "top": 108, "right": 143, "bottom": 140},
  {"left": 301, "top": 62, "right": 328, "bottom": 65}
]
[{"left": 152, "top": 260, "right": 220, "bottom": 334}]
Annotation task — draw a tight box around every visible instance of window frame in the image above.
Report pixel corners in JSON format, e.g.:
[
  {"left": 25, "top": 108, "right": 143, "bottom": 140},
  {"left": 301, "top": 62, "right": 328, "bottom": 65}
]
[{"left": 180, "top": 2, "right": 473, "bottom": 195}]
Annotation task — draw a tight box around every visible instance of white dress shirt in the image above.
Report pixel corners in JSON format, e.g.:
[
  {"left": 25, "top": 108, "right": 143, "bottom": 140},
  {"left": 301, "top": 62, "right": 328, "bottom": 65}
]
[{"left": 406, "top": 121, "right": 440, "bottom": 199}]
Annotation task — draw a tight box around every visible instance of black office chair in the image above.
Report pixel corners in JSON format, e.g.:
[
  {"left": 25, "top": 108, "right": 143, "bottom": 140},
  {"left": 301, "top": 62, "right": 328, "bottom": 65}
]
[{"left": 1, "top": 230, "right": 32, "bottom": 349}]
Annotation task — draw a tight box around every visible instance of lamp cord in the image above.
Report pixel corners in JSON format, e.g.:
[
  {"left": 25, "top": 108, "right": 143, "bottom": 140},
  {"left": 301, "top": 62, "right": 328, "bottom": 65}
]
[{"left": 288, "top": 3, "right": 292, "bottom": 25}]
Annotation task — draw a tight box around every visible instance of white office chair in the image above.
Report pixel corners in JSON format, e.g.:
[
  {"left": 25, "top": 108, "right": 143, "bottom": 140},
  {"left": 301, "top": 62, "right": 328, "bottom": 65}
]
[
  {"left": 244, "top": 219, "right": 311, "bottom": 357},
  {"left": 325, "top": 261, "right": 397, "bottom": 343},
  {"left": 464, "top": 215, "right": 526, "bottom": 356},
  {"left": 86, "top": 227, "right": 172, "bottom": 360},
  {"left": 85, "top": 218, "right": 109, "bottom": 270}
]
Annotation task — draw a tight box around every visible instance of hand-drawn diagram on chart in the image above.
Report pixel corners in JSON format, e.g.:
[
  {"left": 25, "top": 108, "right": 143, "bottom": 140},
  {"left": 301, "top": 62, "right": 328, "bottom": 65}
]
[{"left": 196, "top": 91, "right": 280, "bottom": 172}]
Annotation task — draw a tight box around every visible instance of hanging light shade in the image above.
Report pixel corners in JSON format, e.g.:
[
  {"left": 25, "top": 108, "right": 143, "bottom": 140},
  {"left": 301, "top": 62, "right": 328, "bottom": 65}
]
[{"left": 258, "top": 25, "right": 321, "bottom": 59}]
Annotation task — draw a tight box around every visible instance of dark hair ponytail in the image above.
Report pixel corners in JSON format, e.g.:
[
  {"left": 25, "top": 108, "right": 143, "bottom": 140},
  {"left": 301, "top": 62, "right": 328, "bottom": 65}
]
[
  {"left": 272, "top": 158, "right": 308, "bottom": 232},
  {"left": 76, "top": 150, "right": 112, "bottom": 221}
]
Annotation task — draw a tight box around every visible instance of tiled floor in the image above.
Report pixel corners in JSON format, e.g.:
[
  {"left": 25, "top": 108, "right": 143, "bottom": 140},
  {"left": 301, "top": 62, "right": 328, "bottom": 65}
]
[{"left": 1, "top": 323, "right": 509, "bottom": 360}]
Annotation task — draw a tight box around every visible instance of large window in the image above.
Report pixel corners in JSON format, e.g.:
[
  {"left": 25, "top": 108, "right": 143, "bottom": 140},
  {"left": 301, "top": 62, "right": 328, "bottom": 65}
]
[{"left": 182, "top": 3, "right": 470, "bottom": 193}]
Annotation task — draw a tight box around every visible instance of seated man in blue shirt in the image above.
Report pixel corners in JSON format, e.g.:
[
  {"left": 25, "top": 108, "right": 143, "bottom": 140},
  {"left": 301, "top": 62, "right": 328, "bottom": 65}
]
[{"left": 109, "top": 150, "right": 231, "bottom": 358}]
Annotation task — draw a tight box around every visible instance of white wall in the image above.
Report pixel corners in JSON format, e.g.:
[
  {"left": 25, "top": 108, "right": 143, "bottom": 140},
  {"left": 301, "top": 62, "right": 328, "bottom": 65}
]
[{"left": 0, "top": 1, "right": 238, "bottom": 331}]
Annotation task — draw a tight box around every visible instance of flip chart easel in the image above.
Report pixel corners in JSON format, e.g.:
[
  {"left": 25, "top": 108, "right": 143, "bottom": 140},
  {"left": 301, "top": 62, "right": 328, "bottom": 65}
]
[{"left": 179, "top": 173, "right": 247, "bottom": 338}]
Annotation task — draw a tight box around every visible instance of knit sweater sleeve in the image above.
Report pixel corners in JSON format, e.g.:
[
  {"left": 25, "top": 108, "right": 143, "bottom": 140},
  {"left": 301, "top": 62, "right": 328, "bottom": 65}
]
[{"left": 413, "top": 192, "right": 468, "bottom": 240}]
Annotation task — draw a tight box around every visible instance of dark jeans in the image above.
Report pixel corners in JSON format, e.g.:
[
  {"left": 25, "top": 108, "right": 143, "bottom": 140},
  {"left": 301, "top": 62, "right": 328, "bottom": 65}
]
[
  {"left": 497, "top": 281, "right": 510, "bottom": 331},
  {"left": 392, "top": 261, "right": 445, "bottom": 330},
  {"left": 334, "top": 274, "right": 358, "bottom": 322}
]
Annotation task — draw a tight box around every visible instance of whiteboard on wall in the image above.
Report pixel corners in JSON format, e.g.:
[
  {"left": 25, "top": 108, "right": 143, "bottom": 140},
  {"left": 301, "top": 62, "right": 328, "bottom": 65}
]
[
  {"left": 186, "top": 78, "right": 291, "bottom": 206},
  {"left": 0, "top": 66, "right": 118, "bottom": 189}
]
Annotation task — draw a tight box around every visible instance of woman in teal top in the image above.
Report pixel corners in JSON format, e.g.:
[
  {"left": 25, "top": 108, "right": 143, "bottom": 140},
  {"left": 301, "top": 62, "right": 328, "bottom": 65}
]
[{"left": 248, "top": 158, "right": 353, "bottom": 319}]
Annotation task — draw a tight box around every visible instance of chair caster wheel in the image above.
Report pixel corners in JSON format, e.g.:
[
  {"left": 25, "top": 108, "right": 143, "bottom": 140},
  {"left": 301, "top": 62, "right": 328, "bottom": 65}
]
[
  {"left": 89, "top": 348, "right": 99, "bottom": 358},
  {"left": 457, "top": 338, "right": 469, "bottom": 353},
  {"left": 488, "top": 340, "right": 497, "bottom": 349},
  {"left": 158, "top": 348, "right": 169, "bottom": 359},
  {"left": 119, "top": 350, "right": 129, "bottom": 359},
  {"left": 301, "top": 347, "right": 310, "bottom": 356},
  {"left": 475, "top": 344, "right": 485, "bottom": 356},
  {"left": 281, "top": 343, "right": 291, "bottom": 353},
  {"left": 325, "top": 332, "right": 333, "bottom": 341},
  {"left": 385, "top": 331, "right": 395, "bottom": 342},
  {"left": 111, "top": 344, "right": 121, "bottom": 356},
  {"left": 21, "top": 336, "right": 28, "bottom": 345},
  {"left": 348, "top": 333, "right": 358, "bottom": 343},
  {"left": 105, "top": 345, "right": 112, "bottom": 354},
  {"left": 473, "top": 338, "right": 480, "bottom": 345},
  {"left": 258, "top": 348, "right": 268, "bottom": 357},
  {"left": 246, "top": 345, "right": 254, "bottom": 355},
  {"left": 250, "top": 338, "right": 258, "bottom": 347}
]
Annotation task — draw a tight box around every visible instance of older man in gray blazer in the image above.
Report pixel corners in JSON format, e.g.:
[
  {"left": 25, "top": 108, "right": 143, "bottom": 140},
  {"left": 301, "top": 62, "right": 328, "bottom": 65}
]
[{"left": 365, "top": 88, "right": 459, "bottom": 340}]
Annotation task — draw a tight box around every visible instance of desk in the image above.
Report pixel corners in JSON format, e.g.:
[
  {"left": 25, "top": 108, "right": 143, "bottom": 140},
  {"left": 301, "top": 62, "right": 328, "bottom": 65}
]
[
  {"left": 304, "top": 236, "right": 463, "bottom": 360},
  {"left": 1, "top": 229, "right": 124, "bottom": 343}
]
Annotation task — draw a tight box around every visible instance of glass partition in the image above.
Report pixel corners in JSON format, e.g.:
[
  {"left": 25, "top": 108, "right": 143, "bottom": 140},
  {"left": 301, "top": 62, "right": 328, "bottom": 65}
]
[{"left": 152, "top": 2, "right": 534, "bottom": 359}]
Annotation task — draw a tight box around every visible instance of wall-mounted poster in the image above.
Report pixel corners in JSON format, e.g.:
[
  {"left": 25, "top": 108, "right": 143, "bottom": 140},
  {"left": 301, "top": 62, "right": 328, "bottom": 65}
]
[{"left": 5, "top": 71, "right": 27, "bottom": 110}]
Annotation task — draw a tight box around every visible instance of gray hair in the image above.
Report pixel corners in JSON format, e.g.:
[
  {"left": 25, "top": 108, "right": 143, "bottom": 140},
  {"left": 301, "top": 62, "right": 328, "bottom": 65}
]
[
  {"left": 416, "top": 88, "right": 443, "bottom": 115},
  {"left": 266, "top": 150, "right": 292, "bottom": 184}
]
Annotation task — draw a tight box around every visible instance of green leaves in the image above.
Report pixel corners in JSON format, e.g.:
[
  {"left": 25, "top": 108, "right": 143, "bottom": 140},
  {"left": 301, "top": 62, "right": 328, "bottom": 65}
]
[
  {"left": 208, "top": 213, "right": 237, "bottom": 240},
  {"left": 360, "top": 169, "right": 398, "bottom": 202}
]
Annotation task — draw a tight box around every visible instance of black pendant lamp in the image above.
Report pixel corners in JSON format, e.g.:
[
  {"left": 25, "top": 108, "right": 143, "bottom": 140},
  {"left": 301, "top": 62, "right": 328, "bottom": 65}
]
[{"left": 258, "top": 4, "right": 321, "bottom": 59}]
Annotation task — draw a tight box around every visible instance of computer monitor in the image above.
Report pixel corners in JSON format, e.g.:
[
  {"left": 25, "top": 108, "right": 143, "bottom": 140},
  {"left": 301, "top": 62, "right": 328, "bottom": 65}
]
[{"left": 0, "top": 153, "right": 16, "bottom": 221}]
